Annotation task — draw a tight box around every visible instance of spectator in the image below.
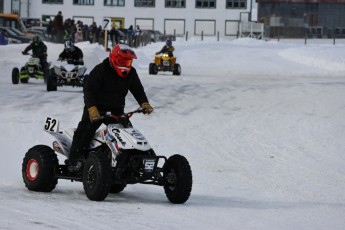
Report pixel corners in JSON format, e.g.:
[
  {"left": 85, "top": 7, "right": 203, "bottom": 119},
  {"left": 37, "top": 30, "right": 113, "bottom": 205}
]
[
  {"left": 127, "top": 25, "right": 135, "bottom": 47},
  {"left": 54, "top": 11, "right": 64, "bottom": 43},
  {"left": 46, "top": 20, "right": 55, "bottom": 42},
  {"left": 74, "top": 26, "right": 83, "bottom": 43},
  {"left": 109, "top": 22, "right": 119, "bottom": 47},
  {"left": 97, "top": 25, "right": 103, "bottom": 45},
  {"left": 135, "top": 25, "right": 142, "bottom": 47},
  {"left": 0, "top": 29, "right": 9, "bottom": 45},
  {"left": 91, "top": 22, "right": 98, "bottom": 43}
]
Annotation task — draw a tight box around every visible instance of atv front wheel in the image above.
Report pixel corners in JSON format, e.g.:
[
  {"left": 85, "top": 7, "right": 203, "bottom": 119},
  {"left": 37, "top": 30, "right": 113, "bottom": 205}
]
[
  {"left": 22, "top": 145, "right": 59, "bottom": 192},
  {"left": 12, "top": 68, "right": 19, "bottom": 84},
  {"left": 173, "top": 64, "right": 181, "bottom": 76},
  {"left": 83, "top": 151, "right": 112, "bottom": 201},
  {"left": 149, "top": 63, "right": 158, "bottom": 75},
  {"left": 163, "top": 154, "right": 192, "bottom": 204}
]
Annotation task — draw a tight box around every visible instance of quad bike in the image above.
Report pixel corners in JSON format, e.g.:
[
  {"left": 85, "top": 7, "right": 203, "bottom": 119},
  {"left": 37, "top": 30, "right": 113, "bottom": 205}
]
[
  {"left": 47, "top": 59, "right": 87, "bottom": 91},
  {"left": 22, "top": 108, "right": 193, "bottom": 203},
  {"left": 12, "top": 54, "right": 50, "bottom": 84},
  {"left": 149, "top": 53, "right": 181, "bottom": 75}
]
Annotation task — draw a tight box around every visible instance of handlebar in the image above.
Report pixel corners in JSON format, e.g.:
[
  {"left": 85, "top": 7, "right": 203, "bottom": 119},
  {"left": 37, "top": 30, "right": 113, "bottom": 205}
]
[
  {"left": 22, "top": 52, "right": 46, "bottom": 58},
  {"left": 98, "top": 108, "right": 145, "bottom": 121},
  {"left": 93, "top": 108, "right": 145, "bottom": 127}
]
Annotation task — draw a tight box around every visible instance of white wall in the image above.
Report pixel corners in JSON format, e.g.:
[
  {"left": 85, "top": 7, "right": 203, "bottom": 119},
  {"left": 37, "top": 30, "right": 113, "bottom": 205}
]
[{"left": 11, "top": 0, "right": 253, "bottom": 37}]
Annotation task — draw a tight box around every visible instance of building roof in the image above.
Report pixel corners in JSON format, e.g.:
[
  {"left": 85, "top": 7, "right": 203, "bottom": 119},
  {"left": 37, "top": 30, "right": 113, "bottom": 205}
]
[{"left": 256, "top": 0, "right": 345, "bottom": 3}]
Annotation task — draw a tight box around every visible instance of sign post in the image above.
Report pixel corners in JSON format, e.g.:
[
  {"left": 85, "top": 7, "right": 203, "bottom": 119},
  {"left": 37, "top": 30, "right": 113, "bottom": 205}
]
[{"left": 102, "top": 18, "right": 112, "bottom": 51}]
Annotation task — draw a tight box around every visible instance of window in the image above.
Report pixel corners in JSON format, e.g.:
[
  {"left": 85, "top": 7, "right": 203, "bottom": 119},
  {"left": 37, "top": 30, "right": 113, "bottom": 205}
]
[
  {"left": 226, "top": 0, "right": 246, "bottom": 9},
  {"left": 104, "top": 0, "right": 125, "bottom": 6},
  {"left": 290, "top": 7, "right": 297, "bottom": 17},
  {"left": 134, "top": 0, "right": 155, "bottom": 7},
  {"left": 165, "top": 0, "right": 185, "bottom": 8},
  {"left": 74, "top": 0, "right": 94, "bottom": 5},
  {"left": 196, "top": 0, "right": 216, "bottom": 8},
  {"left": 42, "top": 0, "right": 63, "bottom": 3}
]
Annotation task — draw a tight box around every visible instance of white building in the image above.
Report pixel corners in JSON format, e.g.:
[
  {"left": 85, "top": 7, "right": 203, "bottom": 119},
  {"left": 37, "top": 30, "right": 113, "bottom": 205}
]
[{"left": 4, "top": 0, "right": 257, "bottom": 37}]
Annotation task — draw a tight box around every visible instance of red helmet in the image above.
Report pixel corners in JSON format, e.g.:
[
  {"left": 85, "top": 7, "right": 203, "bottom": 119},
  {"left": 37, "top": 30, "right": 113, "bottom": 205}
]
[{"left": 109, "top": 44, "right": 137, "bottom": 77}]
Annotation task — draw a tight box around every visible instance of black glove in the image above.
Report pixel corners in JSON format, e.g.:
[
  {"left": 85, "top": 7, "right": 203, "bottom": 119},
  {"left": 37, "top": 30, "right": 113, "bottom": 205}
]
[{"left": 22, "top": 51, "right": 28, "bottom": 55}]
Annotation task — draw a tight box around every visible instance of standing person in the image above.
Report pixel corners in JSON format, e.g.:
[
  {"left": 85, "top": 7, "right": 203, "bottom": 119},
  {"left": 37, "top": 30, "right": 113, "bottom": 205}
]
[
  {"left": 91, "top": 22, "right": 98, "bottom": 43},
  {"left": 127, "top": 25, "right": 135, "bottom": 47},
  {"left": 97, "top": 25, "right": 104, "bottom": 45},
  {"left": 67, "top": 44, "right": 154, "bottom": 172},
  {"left": 54, "top": 11, "right": 64, "bottom": 43},
  {"left": 135, "top": 25, "right": 142, "bottom": 47},
  {"left": 155, "top": 39, "right": 175, "bottom": 57},
  {"left": 22, "top": 35, "right": 49, "bottom": 78},
  {"left": 46, "top": 20, "right": 54, "bottom": 42},
  {"left": 74, "top": 26, "right": 83, "bottom": 43},
  {"left": 110, "top": 22, "right": 119, "bottom": 47},
  {"left": 0, "top": 29, "right": 9, "bottom": 45}
]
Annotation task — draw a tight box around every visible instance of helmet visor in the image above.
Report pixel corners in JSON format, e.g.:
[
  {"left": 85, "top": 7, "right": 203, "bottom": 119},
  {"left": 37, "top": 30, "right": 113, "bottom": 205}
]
[{"left": 116, "top": 58, "right": 132, "bottom": 68}]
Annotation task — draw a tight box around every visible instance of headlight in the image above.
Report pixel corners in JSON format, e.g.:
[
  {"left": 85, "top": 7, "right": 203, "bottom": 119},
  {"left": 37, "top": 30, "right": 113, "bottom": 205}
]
[{"left": 61, "top": 71, "right": 78, "bottom": 79}]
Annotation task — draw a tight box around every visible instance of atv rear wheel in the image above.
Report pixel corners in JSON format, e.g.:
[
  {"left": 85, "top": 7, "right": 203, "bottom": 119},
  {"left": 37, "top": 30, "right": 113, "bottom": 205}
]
[
  {"left": 12, "top": 68, "right": 19, "bottom": 84},
  {"left": 109, "top": 183, "right": 127, "bottom": 193},
  {"left": 22, "top": 145, "right": 59, "bottom": 192},
  {"left": 47, "top": 73, "right": 57, "bottom": 91},
  {"left": 149, "top": 63, "right": 158, "bottom": 75},
  {"left": 173, "top": 64, "right": 181, "bottom": 76},
  {"left": 163, "top": 154, "right": 192, "bottom": 204},
  {"left": 83, "top": 151, "right": 112, "bottom": 201}
]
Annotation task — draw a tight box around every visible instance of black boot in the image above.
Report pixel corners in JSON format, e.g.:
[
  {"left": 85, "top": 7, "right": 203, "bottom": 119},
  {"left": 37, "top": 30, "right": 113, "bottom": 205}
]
[{"left": 67, "top": 159, "right": 84, "bottom": 173}]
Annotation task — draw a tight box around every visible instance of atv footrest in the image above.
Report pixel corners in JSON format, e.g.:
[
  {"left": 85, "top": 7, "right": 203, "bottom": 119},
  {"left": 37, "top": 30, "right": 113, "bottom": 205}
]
[{"left": 57, "top": 165, "right": 82, "bottom": 181}]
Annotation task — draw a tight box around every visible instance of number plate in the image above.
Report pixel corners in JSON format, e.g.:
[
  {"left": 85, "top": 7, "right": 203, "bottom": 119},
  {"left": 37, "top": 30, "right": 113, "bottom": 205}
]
[
  {"left": 162, "top": 61, "right": 170, "bottom": 66},
  {"left": 143, "top": 159, "right": 156, "bottom": 172},
  {"left": 44, "top": 117, "right": 59, "bottom": 132}
]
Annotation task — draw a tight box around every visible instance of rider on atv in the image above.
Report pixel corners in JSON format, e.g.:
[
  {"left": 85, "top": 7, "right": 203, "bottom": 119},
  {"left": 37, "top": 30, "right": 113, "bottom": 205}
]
[
  {"left": 58, "top": 40, "right": 84, "bottom": 65},
  {"left": 67, "top": 44, "right": 153, "bottom": 172},
  {"left": 22, "top": 35, "right": 49, "bottom": 77},
  {"left": 155, "top": 39, "right": 174, "bottom": 57}
]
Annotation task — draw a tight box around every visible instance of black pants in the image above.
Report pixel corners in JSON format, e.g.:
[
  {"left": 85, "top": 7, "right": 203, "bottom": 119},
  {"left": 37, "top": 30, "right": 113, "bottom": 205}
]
[
  {"left": 69, "top": 106, "right": 124, "bottom": 162},
  {"left": 69, "top": 107, "right": 102, "bottom": 162},
  {"left": 39, "top": 57, "right": 49, "bottom": 77}
]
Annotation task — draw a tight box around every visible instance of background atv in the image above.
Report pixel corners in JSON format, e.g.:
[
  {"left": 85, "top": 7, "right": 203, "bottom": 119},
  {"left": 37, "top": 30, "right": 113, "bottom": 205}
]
[
  {"left": 22, "top": 109, "right": 193, "bottom": 203},
  {"left": 47, "top": 60, "right": 87, "bottom": 91},
  {"left": 149, "top": 53, "right": 181, "bottom": 75},
  {"left": 12, "top": 54, "right": 50, "bottom": 84}
]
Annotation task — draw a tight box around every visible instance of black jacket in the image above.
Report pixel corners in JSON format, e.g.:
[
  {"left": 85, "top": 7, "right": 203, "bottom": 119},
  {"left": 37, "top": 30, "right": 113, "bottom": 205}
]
[
  {"left": 59, "top": 46, "right": 84, "bottom": 65},
  {"left": 84, "top": 58, "right": 148, "bottom": 113},
  {"left": 157, "top": 45, "right": 174, "bottom": 57},
  {"left": 23, "top": 41, "right": 47, "bottom": 59}
]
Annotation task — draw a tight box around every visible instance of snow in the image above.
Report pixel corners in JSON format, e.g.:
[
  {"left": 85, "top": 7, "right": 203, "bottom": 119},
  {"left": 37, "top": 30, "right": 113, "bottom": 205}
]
[{"left": 1, "top": 37, "right": 345, "bottom": 230}]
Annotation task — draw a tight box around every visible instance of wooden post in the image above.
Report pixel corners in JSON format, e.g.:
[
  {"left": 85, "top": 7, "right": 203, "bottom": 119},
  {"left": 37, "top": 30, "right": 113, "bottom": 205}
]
[{"left": 104, "top": 29, "right": 108, "bottom": 51}]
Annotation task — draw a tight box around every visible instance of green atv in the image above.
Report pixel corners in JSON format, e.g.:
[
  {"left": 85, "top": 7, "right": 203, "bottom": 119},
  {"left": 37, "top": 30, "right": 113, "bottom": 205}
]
[{"left": 12, "top": 55, "right": 49, "bottom": 84}]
